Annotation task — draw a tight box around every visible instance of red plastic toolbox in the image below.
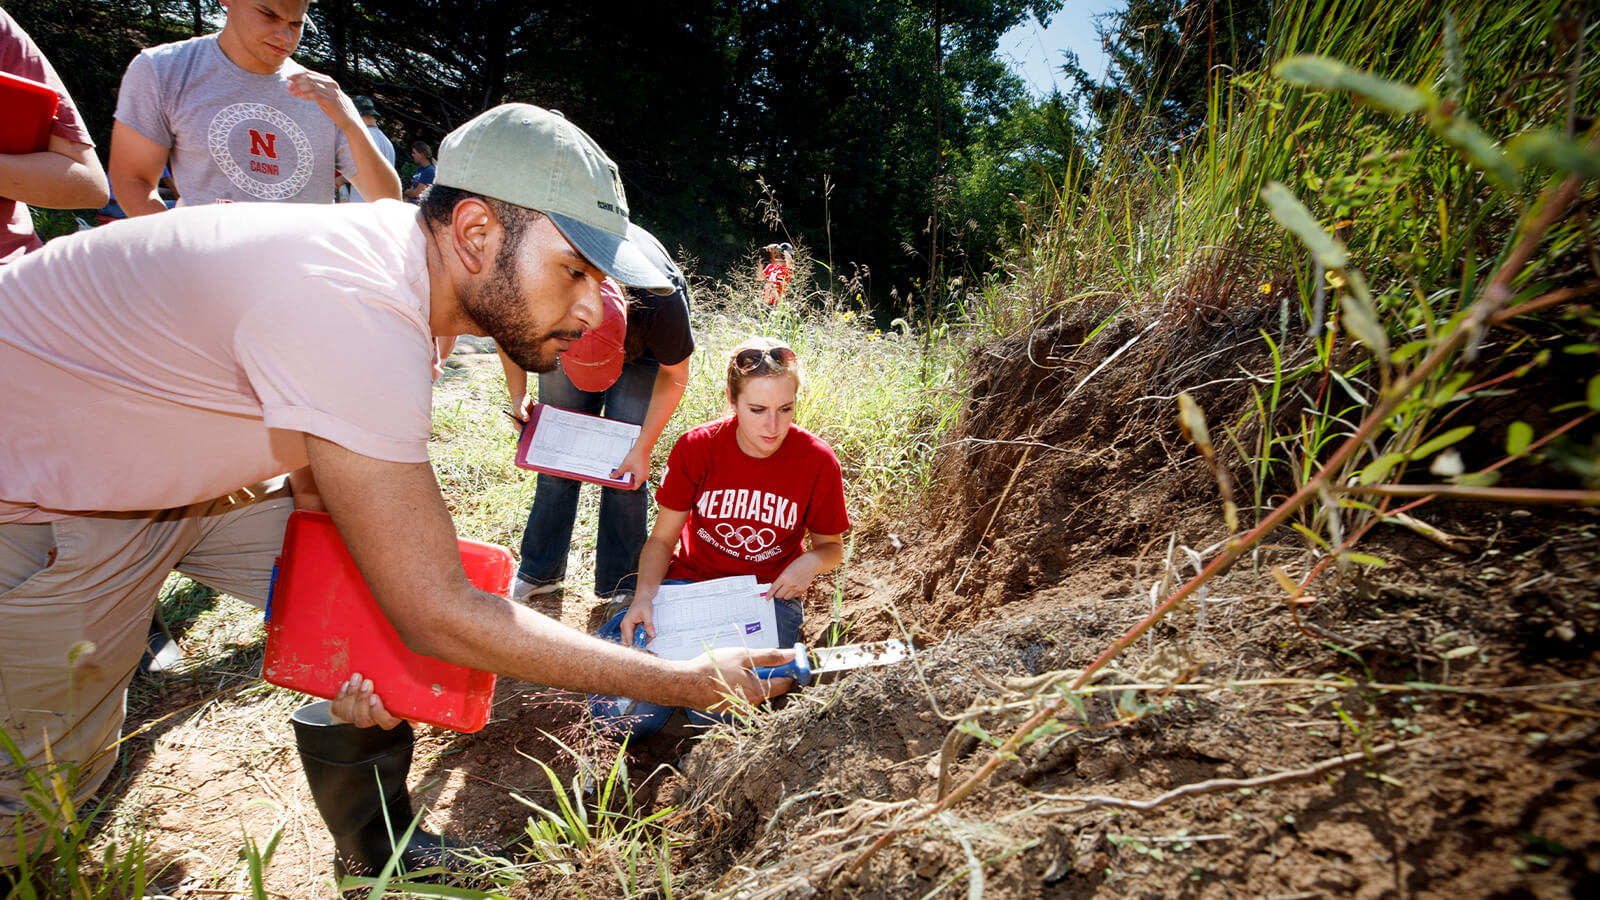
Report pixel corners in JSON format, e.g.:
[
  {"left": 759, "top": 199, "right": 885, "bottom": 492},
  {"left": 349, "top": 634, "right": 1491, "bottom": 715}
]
[{"left": 262, "top": 510, "right": 511, "bottom": 732}]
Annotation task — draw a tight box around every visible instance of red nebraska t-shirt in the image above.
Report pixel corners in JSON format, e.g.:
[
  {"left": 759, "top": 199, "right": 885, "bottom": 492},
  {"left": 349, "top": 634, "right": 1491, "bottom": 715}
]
[{"left": 656, "top": 417, "right": 850, "bottom": 583}]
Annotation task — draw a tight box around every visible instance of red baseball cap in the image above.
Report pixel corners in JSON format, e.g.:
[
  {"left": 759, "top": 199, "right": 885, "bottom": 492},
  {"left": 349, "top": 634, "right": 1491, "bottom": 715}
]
[{"left": 561, "top": 278, "right": 627, "bottom": 392}]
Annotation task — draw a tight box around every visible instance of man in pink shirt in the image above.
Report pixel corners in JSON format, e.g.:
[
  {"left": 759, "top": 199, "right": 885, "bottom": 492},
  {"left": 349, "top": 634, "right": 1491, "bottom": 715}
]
[{"left": 0, "top": 104, "right": 792, "bottom": 882}]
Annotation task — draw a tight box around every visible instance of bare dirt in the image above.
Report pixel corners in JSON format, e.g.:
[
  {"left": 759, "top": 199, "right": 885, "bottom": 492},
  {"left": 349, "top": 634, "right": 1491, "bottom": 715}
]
[{"left": 85, "top": 307, "right": 1600, "bottom": 898}]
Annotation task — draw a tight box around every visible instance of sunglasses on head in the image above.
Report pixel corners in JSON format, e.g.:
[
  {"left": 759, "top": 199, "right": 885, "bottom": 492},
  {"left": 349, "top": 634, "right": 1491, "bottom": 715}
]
[{"left": 734, "top": 346, "right": 798, "bottom": 373}]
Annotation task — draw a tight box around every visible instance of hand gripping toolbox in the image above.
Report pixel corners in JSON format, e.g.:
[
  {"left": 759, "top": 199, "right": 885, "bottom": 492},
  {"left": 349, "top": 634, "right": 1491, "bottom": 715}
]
[{"left": 262, "top": 510, "right": 511, "bottom": 732}]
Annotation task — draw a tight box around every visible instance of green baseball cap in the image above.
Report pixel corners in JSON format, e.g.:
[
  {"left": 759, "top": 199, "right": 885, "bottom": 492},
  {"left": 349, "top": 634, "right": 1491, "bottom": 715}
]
[{"left": 434, "top": 104, "right": 673, "bottom": 293}]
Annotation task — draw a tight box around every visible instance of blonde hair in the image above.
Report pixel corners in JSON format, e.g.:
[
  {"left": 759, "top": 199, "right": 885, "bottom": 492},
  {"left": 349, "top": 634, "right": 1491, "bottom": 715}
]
[{"left": 726, "top": 337, "right": 803, "bottom": 403}]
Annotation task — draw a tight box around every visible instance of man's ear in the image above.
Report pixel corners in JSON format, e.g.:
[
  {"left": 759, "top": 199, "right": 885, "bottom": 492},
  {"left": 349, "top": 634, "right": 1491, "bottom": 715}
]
[{"left": 451, "top": 197, "right": 497, "bottom": 275}]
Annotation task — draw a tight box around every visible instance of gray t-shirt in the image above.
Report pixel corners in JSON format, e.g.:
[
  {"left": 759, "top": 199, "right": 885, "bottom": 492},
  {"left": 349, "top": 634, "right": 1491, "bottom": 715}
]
[{"left": 114, "top": 34, "right": 355, "bottom": 205}]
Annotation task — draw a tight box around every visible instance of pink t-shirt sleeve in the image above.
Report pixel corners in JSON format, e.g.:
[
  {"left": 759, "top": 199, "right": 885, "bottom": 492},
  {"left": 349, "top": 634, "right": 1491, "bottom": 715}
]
[{"left": 236, "top": 286, "right": 433, "bottom": 463}]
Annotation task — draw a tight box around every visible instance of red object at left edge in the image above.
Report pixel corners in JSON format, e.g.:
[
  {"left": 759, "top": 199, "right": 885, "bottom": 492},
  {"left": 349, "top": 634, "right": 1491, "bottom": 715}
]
[{"left": 0, "top": 70, "right": 57, "bottom": 154}]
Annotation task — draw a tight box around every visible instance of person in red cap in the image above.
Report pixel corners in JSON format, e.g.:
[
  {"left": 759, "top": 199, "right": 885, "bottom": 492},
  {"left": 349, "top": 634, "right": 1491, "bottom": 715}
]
[{"left": 502, "top": 223, "right": 694, "bottom": 610}]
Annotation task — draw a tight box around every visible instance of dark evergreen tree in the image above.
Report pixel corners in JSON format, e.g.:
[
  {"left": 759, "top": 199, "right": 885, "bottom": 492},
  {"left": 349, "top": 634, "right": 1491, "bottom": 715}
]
[{"left": 1061, "top": 0, "right": 1272, "bottom": 146}]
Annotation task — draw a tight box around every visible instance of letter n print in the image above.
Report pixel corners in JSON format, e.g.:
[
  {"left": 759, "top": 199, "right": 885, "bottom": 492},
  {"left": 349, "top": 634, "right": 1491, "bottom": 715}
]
[{"left": 249, "top": 129, "right": 278, "bottom": 159}]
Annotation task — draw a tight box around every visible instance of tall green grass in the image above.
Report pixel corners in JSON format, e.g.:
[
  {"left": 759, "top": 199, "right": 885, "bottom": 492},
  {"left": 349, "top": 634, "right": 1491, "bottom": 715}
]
[
  {"left": 978, "top": 0, "right": 1597, "bottom": 540},
  {"left": 1003, "top": 0, "right": 1587, "bottom": 318}
]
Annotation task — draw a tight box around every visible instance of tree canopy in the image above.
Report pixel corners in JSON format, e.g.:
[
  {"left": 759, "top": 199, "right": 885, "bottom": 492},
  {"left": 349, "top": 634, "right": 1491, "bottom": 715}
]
[
  {"left": 13, "top": 0, "right": 1082, "bottom": 315},
  {"left": 1061, "top": 0, "right": 1271, "bottom": 148}
]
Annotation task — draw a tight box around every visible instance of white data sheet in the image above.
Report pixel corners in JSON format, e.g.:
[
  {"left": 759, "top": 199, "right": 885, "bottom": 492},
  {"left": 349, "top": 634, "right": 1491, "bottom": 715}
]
[
  {"left": 521, "top": 405, "right": 640, "bottom": 485},
  {"left": 646, "top": 575, "right": 779, "bottom": 661}
]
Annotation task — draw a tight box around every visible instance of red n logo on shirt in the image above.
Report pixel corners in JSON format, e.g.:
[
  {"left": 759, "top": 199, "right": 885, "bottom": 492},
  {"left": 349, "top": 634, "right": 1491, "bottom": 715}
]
[{"left": 248, "top": 130, "right": 278, "bottom": 159}]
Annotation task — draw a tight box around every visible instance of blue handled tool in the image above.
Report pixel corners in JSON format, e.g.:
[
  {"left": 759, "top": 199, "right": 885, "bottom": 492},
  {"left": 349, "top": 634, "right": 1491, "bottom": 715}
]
[{"left": 753, "top": 642, "right": 814, "bottom": 686}]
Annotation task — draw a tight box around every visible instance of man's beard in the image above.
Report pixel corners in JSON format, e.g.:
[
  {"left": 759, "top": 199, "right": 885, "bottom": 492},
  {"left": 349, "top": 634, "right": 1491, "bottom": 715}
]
[{"left": 463, "top": 254, "right": 581, "bottom": 374}]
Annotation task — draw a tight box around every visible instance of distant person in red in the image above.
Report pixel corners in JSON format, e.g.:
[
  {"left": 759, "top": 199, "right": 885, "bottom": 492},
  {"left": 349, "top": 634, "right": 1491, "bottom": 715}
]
[
  {"left": 0, "top": 8, "right": 109, "bottom": 264},
  {"left": 759, "top": 242, "right": 793, "bottom": 305}
]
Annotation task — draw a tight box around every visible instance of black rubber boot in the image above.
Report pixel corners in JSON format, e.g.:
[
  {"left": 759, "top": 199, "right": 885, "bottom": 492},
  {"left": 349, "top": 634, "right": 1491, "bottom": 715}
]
[
  {"left": 290, "top": 700, "right": 477, "bottom": 879},
  {"left": 137, "top": 611, "right": 183, "bottom": 676}
]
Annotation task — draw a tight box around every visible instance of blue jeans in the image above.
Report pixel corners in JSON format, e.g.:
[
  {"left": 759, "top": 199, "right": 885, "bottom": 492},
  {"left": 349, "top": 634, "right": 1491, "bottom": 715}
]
[
  {"left": 517, "top": 357, "right": 659, "bottom": 598},
  {"left": 587, "top": 587, "right": 804, "bottom": 741}
]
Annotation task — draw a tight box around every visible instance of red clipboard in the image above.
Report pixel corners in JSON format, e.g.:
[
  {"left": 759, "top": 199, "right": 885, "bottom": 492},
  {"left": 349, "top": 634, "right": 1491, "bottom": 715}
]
[
  {"left": 0, "top": 70, "right": 59, "bottom": 155},
  {"left": 261, "top": 510, "right": 511, "bottom": 732},
  {"left": 513, "top": 403, "right": 639, "bottom": 489}
]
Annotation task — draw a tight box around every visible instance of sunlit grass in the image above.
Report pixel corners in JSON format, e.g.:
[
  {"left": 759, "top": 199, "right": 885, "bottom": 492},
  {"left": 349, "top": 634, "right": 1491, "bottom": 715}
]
[{"left": 976, "top": 0, "right": 1597, "bottom": 542}]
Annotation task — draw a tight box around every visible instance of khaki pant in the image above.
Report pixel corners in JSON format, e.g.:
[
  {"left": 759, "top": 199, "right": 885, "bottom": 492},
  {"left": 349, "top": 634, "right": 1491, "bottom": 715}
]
[{"left": 0, "top": 479, "right": 293, "bottom": 866}]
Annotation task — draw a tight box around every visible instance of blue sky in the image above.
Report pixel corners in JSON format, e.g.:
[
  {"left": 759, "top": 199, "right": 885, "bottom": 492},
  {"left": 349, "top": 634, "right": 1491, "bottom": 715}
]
[{"left": 999, "top": 1, "right": 1125, "bottom": 97}]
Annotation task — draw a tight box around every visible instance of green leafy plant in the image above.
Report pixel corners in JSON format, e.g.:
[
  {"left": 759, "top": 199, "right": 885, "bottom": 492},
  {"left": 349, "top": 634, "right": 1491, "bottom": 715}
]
[
  {"left": 0, "top": 729, "right": 149, "bottom": 900},
  {"left": 513, "top": 734, "right": 683, "bottom": 896}
]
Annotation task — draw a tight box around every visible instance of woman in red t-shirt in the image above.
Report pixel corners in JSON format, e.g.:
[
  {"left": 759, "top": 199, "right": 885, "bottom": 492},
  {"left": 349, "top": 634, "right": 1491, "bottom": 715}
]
[{"left": 592, "top": 337, "right": 850, "bottom": 737}]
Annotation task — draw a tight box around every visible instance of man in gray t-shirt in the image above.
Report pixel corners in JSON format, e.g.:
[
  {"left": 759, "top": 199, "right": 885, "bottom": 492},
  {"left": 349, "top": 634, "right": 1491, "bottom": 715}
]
[{"left": 108, "top": 0, "right": 399, "bottom": 213}]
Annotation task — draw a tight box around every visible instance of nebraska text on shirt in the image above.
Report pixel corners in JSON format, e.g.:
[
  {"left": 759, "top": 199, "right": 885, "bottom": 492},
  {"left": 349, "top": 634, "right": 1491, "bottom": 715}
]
[{"left": 695, "top": 488, "right": 798, "bottom": 530}]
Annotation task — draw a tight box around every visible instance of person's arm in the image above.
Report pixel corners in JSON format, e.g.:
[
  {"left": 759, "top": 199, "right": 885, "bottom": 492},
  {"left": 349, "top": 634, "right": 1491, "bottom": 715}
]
[
  {"left": 287, "top": 466, "right": 324, "bottom": 512},
  {"left": 767, "top": 531, "right": 845, "bottom": 601},
  {"left": 0, "top": 132, "right": 108, "bottom": 210},
  {"left": 160, "top": 169, "right": 180, "bottom": 204},
  {"left": 498, "top": 347, "right": 532, "bottom": 420},
  {"left": 285, "top": 70, "right": 401, "bottom": 202},
  {"left": 430, "top": 335, "right": 456, "bottom": 380},
  {"left": 304, "top": 435, "right": 788, "bottom": 716},
  {"left": 108, "top": 121, "right": 173, "bottom": 217},
  {"left": 612, "top": 357, "right": 689, "bottom": 489},
  {"left": 621, "top": 505, "right": 690, "bottom": 645}
]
